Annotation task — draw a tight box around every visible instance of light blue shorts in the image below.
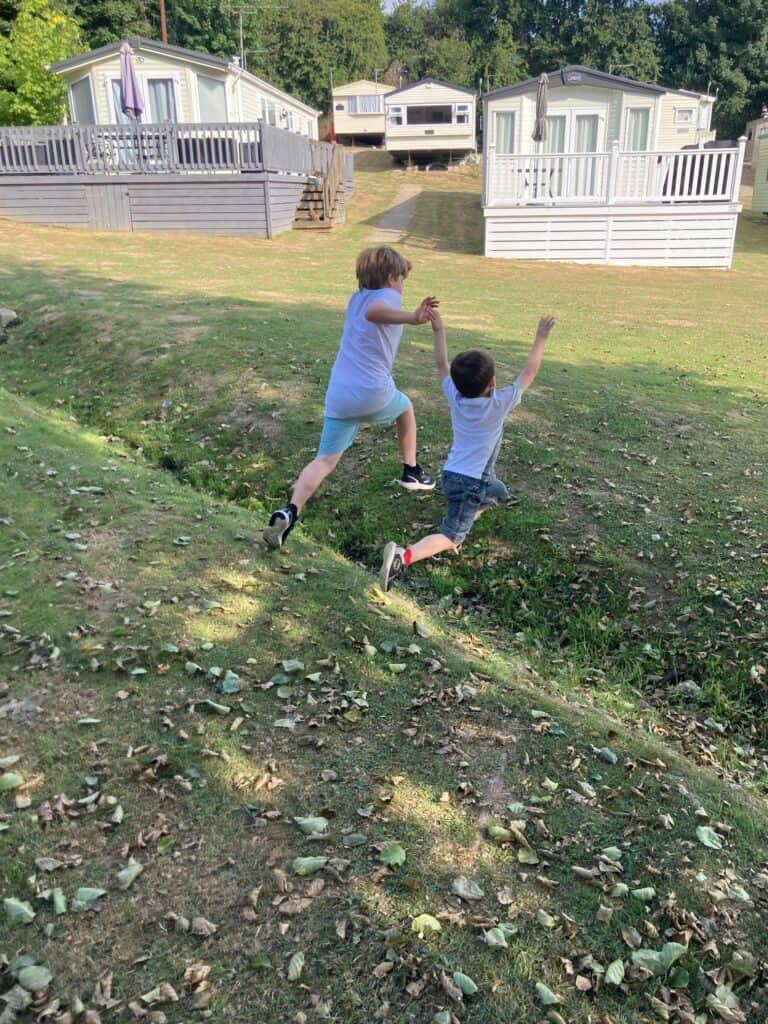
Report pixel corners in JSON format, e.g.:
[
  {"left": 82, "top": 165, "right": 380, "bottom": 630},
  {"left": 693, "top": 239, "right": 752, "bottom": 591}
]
[{"left": 317, "top": 390, "right": 411, "bottom": 456}]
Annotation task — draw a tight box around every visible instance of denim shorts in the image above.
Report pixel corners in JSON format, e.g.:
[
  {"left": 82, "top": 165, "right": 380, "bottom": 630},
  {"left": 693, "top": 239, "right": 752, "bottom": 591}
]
[
  {"left": 439, "top": 470, "right": 509, "bottom": 545},
  {"left": 317, "top": 390, "right": 411, "bottom": 456}
]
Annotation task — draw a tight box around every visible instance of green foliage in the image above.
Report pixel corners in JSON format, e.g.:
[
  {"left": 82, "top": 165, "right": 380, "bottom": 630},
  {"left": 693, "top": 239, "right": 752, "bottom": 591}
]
[
  {"left": 245, "top": 0, "right": 387, "bottom": 110},
  {"left": 69, "top": 0, "right": 156, "bottom": 48},
  {"left": 0, "top": 0, "right": 82, "bottom": 125},
  {"left": 657, "top": 0, "right": 768, "bottom": 139}
]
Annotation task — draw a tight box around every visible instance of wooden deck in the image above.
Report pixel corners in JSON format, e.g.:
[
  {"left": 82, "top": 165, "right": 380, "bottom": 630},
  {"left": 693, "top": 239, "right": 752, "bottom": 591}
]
[
  {"left": 483, "top": 140, "right": 747, "bottom": 267},
  {"left": 0, "top": 122, "right": 349, "bottom": 235}
]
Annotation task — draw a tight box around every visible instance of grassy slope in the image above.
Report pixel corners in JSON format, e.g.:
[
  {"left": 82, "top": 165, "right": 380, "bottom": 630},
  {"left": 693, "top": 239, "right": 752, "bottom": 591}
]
[
  {"left": 1, "top": 155, "right": 767, "bottom": 1023},
  {"left": 2, "top": 388, "right": 767, "bottom": 1024}
]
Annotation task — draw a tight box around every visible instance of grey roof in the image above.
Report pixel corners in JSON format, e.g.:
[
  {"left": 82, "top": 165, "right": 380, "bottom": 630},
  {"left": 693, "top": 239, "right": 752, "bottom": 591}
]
[
  {"left": 484, "top": 65, "right": 709, "bottom": 102},
  {"left": 50, "top": 37, "right": 230, "bottom": 74},
  {"left": 386, "top": 77, "right": 476, "bottom": 100}
]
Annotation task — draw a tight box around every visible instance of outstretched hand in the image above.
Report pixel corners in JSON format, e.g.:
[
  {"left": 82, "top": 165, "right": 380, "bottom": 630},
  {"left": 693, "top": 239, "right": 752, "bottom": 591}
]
[
  {"left": 426, "top": 307, "right": 444, "bottom": 331},
  {"left": 536, "top": 314, "right": 557, "bottom": 342},
  {"left": 412, "top": 295, "right": 439, "bottom": 325}
]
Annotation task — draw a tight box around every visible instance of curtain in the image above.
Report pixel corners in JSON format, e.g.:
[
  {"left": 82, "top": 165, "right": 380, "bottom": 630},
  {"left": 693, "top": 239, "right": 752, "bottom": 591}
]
[
  {"left": 110, "top": 80, "right": 131, "bottom": 124},
  {"left": 148, "top": 79, "right": 176, "bottom": 123},
  {"left": 574, "top": 115, "right": 599, "bottom": 153},
  {"left": 198, "top": 75, "right": 226, "bottom": 122},
  {"left": 358, "top": 95, "right": 381, "bottom": 113},
  {"left": 544, "top": 115, "right": 566, "bottom": 153},
  {"left": 495, "top": 111, "right": 515, "bottom": 154},
  {"left": 626, "top": 108, "right": 649, "bottom": 150},
  {"left": 70, "top": 78, "right": 96, "bottom": 124}
]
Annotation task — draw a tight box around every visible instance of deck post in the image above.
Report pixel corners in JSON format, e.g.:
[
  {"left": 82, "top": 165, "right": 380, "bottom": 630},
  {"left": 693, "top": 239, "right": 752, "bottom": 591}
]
[
  {"left": 732, "top": 136, "right": 747, "bottom": 202},
  {"left": 606, "top": 140, "right": 620, "bottom": 205}
]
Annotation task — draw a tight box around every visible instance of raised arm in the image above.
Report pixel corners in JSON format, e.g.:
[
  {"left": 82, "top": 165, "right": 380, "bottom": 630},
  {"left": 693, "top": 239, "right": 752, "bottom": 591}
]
[
  {"left": 366, "top": 295, "right": 438, "bottom": 326},
  {"left": 516, "top": 315, "right": 556, "bottom": 393},
  {"left": 428, "top": 308, "right": 450, "bottom": 380}
]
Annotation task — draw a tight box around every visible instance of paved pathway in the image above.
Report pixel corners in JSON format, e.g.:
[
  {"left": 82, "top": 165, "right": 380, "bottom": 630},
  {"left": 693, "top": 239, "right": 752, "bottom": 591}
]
[{"left": 369, "top": 184, "right": 422, "bottom": 243}]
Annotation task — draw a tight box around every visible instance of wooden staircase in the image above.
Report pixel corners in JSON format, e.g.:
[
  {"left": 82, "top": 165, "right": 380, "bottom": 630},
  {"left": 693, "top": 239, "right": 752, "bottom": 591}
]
[{"left": 293, "top": 142, "right": 346, "bottom": 230}]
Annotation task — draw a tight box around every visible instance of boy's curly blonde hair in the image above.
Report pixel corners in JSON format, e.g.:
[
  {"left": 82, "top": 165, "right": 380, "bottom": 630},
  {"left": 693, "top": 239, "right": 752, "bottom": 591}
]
[{"left": 356, "top": 246, "right": 412, "bottom": 290}]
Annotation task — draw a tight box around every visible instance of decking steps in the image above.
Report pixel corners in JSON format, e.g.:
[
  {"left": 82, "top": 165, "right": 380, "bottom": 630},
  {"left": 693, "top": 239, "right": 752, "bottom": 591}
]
[{"left": 293, "top": 182, "right": 346, "bottom": 229}]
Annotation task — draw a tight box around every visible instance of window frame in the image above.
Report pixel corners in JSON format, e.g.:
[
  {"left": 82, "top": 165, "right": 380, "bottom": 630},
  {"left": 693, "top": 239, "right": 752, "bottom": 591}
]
[
  {"left": 196, "top": 73, "right": 228, "bottom": 123},
  {"left": 623, "top": 105, "right": 652, "bottom": 151},
  {"left": 674, "top": 107, "right": 695, "bottom": 124},
  {"left": 493, "top": 109, "right": 517, "bottom": 154},
  {"left": 68, "top": 73, "right": 97, "bottom": 125},
  {"left": 388, "top": 104, "right": 403, "bottom": 126},
  {"left": 143, "top": 76, "right": 179, "bottom": 123},
  {"left": 454, "top": 102, "right": 471, "bottom": 125}
]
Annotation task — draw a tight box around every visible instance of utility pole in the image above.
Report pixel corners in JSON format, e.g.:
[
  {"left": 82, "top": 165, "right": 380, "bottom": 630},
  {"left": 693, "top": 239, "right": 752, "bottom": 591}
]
[{"left": 159, "top": 0, "right": 168, "bottom": 43}]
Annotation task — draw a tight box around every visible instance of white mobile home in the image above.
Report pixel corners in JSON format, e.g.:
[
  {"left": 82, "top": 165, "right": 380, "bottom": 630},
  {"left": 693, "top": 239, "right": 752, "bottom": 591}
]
[
  {"left": 385, "top": 78, "right": 476, "bottom": 161},
  {"left": 332, "top": 80, "right": 394, "bottom": 143},
  {"left": 744, "top": 106, "right": 768, "bottom": 164},
  {"left": 752, "top": 130, "right": 768, "bottom": 214},
  {"left": 50, "top": 37, "right": 320, "bottom": 138},
  {"left": 483, "top": 66, "right": 745, "bottom": 267}
]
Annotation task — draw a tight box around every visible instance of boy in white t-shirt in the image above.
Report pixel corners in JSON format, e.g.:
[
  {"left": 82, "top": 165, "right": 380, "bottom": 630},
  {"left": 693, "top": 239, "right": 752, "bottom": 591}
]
[
  {"left": 379, "top": 309, "right": 556, "bottom": 590},
  {"left": 264, "top": 246, "right": 438, "bottom": 549}
]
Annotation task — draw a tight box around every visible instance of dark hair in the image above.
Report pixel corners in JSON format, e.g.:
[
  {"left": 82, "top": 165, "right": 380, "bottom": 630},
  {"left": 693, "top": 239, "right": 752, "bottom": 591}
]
[
  {"left": 450, "top": 349, "right": 495, "bottom": 398},
  {"left": 356, "top": 246, "right": 412, "bottom": 290}
]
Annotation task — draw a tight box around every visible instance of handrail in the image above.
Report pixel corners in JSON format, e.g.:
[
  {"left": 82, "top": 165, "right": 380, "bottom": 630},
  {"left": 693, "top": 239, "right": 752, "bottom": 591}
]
[
  {"left": 486, "top": 143, "right": 745, "bottom": 207},
  {"left": 0, "top": 121, "right": 316, "bottom": 177}
]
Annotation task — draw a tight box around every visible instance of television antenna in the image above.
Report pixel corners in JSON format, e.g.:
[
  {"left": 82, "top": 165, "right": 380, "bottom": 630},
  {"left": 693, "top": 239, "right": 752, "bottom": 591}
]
[{"left": 221, "top": 1, "right": 277, "bottom": 70}]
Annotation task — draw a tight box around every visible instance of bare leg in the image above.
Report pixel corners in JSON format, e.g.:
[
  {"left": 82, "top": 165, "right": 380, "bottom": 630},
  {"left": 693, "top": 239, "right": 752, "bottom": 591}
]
[
  {"left": 289, "top": 453, "right": 343, "bottom": 513},
  {"left": 407, "top": 532, "right": 458, "bottom": 562},
  {"left": 395, "top": 403, "right": 417, "bottom": 466}
]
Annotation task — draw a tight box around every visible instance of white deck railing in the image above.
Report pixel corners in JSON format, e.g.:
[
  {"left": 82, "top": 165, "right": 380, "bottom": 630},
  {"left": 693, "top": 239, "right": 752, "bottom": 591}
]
[{"left": 486, "top": 139, "right": 746, "bottom": 207}]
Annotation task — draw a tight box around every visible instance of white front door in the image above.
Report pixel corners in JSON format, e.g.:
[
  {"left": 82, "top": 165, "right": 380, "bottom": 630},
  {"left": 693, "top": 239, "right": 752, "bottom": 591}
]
[{"left": 543, "top": 110, "right": 603, "bottom": 198}]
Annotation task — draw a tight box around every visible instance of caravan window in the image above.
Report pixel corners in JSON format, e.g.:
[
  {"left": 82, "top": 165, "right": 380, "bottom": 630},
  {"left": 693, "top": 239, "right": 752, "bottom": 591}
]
[
  {"left": 625, "top": 107, "right": 650, "bottom": 150},
  {"left": 388, "top": 105, "right": 403, "bottom": 126},
  {"left": 198, "top": 75, "right": 227, "bottom": 122},
  {"left": 455, "top": 103, "right": 470, "bottom": 125},
  {"left": 70, "top": 76, "right": 96, "bottom": 124},
  {"left": 407, "top": 105, "right": 452, "bottom": 125},
  {"left": 146, "top": 78, "right": 178, "bottom": 123},
  {"left": 348, "top": 95, "right": 382, "bottom": 114},
  {"left": 674, "top": 107, "right": 695, "bottom": 124},
  {"left": 494, "top": 111, "right": 516, "bottom": 154}
]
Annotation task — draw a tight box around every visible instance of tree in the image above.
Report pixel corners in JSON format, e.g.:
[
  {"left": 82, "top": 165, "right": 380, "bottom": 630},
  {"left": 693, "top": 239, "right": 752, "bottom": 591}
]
[
  {"left": 0, "top": 0, "right": 82, "bottom": 125},
  {"left": 571, "top": 0, "right": 660, "bottom": 83},
  {"left": 69, "top": 1, "right": 157, "bottom": 49},
  {"left": 0, "top": 0, "right": 21, "bottom": 35},
  {"left": 167, "top": 0, "right": 240, "bottom": 59},
  {"left": 656, "top": 0, "right": 768, "bottom": 139},
  {"left": 246, "top": 0, "right": 388, "bottom": 110}
]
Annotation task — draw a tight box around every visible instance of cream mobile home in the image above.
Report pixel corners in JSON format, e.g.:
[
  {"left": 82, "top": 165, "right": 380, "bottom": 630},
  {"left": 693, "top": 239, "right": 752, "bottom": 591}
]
[
  {"left": 385, "top": 78, "right": 476, "bottom": 162},
  {"left": 482, "top": 66, "right": 745, "bottom": 267},
  {"left": 332, "top": 80, "right": 394, "bottom": 143},
  {"left": 50, "top": 37, "right": 320, "bottom": 138}
]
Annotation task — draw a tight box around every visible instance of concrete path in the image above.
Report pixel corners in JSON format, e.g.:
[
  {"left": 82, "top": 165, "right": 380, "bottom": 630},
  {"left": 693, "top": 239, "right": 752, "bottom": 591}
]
[{"left": 369, "top": 184, "right": 422, "bottom": 243}]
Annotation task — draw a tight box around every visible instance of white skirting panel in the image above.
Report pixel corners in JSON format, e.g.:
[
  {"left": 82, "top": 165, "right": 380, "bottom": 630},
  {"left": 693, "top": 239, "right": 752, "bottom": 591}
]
[{"left": 484, "top": 202, "right": 742, "bottom": 267}]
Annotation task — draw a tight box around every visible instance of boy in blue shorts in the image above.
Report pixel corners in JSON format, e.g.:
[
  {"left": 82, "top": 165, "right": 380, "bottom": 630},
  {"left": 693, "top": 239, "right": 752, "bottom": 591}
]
[
  {"left": 379, "top": 308, "right": 556, "bottom": 590},
  {"left": 264, "top": 246, "right": 438, "bottom": 549}
]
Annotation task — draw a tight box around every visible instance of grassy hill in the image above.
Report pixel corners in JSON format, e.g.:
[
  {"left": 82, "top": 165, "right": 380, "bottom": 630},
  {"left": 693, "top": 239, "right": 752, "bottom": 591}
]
[{"left": 1, "top": 154, "right": 767, "bottom": 1023}]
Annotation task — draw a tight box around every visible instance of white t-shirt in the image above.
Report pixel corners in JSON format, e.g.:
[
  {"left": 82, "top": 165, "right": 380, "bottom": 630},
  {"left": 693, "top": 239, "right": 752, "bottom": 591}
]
[
  {"left": 324, "top": 287, "right": 404, "bottom": 419},
  {"left": 442, "top": 376, "right": 523, "bottom": 479}
]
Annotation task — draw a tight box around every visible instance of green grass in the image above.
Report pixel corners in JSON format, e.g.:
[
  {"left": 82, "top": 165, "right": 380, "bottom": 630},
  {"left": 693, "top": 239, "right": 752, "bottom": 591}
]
[{"left": 1, "top": 154, "right": 768, "bottom": 1023}]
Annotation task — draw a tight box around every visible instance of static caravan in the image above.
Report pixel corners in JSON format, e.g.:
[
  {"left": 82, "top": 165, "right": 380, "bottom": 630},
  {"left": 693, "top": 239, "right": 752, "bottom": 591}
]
[
  {"left": 753, "top": 130, "right": 768, "bottom": 214},
  {"left": 482, "top": 65, "right": 746, "bottom": 267},
  {"left": 332, "top": 80, "right": 394, "bottom": 143},
  {"left": 744, "top": 107, "right": 768, "bottom": 164},
  {"left": 50, "top": 37, "right": 320, "bottom": 139},
  {"left": 384, "top": 78, "right": 476, "bottom": 162}
]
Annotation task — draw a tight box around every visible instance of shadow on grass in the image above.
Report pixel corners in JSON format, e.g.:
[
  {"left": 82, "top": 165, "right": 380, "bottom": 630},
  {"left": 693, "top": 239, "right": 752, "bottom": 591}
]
[
  {"left": 1, "top": 252, "right": 768, "bottom": 742},
  {"left": 3, "top": 385, "right": 766, "bottom": 1024}
]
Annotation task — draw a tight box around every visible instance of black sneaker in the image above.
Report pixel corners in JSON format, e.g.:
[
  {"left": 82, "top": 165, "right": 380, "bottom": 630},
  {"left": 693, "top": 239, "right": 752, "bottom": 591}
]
[
  {"left": 263, "top": 507, "right": 296, "bottom": 549},
  {"left": 397, "top": 464, "right": 436, "bottom": 492},
  {"left": 379, "top": 542, "right": 406, "bottom": 592}
]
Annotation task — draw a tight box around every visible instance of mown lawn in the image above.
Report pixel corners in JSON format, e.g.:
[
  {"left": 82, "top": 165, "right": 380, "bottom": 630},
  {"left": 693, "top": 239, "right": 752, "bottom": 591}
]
[{"left": 1, "top": 153, "right": 767, "bottom": 1023}]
